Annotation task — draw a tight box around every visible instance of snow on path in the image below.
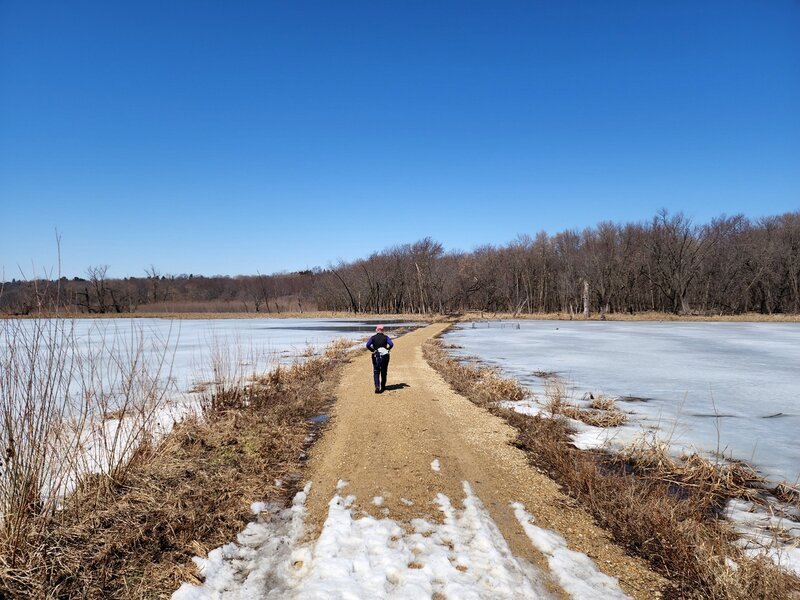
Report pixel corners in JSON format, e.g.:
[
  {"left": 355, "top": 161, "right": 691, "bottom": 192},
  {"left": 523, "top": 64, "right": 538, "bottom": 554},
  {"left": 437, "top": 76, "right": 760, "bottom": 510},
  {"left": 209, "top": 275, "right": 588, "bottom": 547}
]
[
  {"left": 511, "top": 503, "right": 630, "bottom": 600},
  {"left": 173, "top": 482, "right": 629, "bottom": 600}
]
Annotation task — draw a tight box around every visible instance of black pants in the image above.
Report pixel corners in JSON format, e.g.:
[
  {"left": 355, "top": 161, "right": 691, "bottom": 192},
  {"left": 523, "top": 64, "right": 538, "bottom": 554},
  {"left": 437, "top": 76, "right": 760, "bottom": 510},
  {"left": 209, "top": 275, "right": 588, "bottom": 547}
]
[{"left": 372, "top": 353, "right": 390, "bottom": 390}]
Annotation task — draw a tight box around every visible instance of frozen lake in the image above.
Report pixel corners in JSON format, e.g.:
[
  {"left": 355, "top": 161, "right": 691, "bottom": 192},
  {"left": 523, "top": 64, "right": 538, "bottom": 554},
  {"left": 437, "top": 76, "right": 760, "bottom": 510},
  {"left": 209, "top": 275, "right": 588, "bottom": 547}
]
[
  {"left": 445, "top": 320, "right": 800, "bottom": 485},
  {"left": 1, "top": 317, "right": 418, "bottom": 500},
  {"left": 2, "top": 317, "right": 414, "bottom": 403}
]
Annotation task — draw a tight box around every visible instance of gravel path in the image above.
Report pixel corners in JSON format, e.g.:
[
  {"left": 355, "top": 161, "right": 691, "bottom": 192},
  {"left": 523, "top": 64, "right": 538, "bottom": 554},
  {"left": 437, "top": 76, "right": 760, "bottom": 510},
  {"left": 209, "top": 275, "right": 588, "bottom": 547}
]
[{"left": 302, "top": 323, "right": 666, "bottom": 599}]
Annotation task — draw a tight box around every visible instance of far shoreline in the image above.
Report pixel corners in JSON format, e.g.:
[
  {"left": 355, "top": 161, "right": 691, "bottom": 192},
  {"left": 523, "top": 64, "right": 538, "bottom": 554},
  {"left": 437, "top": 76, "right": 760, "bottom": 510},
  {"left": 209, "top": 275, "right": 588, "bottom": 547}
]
[{"left": 3, "top": 310, "right": 799, "bottom": 323}]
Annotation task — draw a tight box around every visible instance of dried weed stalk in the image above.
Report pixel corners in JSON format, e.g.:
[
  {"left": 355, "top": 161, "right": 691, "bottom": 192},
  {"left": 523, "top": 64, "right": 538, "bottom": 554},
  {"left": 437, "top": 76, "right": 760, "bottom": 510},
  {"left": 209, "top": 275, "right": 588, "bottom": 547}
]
[
  {"left": 0, "top": 318, "right": 174, "bottom": 595},
  {"left": 615, "top": 433, "right": 771, "bottom": 511},
  {"left": 0, "top": 331, "right": 352, "bottom": 599}
]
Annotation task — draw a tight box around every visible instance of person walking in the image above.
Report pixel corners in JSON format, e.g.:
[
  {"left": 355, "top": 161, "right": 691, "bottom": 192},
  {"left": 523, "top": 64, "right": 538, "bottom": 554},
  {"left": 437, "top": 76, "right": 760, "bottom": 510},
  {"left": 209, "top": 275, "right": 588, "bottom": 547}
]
[{"left": 366, "top": 324, "right": 393, "bottom": 393}]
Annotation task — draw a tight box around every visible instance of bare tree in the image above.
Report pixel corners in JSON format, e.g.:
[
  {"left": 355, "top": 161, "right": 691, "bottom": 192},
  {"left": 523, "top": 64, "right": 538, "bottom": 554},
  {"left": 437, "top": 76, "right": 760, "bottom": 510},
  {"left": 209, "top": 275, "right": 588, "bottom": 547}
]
[{"left": 646, "top": 211, "right": 716, "bottom": 314}]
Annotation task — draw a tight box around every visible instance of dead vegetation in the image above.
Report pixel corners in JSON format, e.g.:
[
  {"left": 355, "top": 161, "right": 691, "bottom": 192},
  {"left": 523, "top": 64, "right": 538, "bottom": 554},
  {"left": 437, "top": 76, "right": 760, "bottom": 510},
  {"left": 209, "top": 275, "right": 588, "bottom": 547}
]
[
  {"left": 542, "top": 385, "right": 629, "bottom": 428},
  {"left": 0, "top": 340, "right": 352, "bottom": 599},
  {"left": 424, "top": 337, "right": 800, "bottom": 599},
  {"left": 422, "top": 344, "right": 528, "bottom": 405},
  {"left": 459, "top": 310, "right": 800, "bottom": 323},
  {"left": 558, "top": 403, "right": 628, "bottom": 428},
  {"left": 613, "top": 433, "right": 774, "bottom": 511}
]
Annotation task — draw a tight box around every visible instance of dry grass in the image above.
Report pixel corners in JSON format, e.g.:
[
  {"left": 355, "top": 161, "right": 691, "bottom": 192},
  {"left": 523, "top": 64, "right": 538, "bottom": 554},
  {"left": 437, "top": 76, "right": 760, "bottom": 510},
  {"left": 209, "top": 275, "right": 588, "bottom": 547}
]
[
  {"left": 614, "top": 433, "right": 774, "bottom": 511},
  {"left": 0, "top": 341, "right": 353, "bottom": 599},
  {"left": 10, "top": 310, "right": 438, "bottom": 322},
  {"left": 422, "top": 344, "right": 528, "bottom": 406},
  {"left": 0, "top": 318, "right": 176, "bottom": 594},
  {"left": 775, "top": 482, "right": 800, "bottom": 505},
  {"left": 559, "top": 404, "right": 628, "bottom": 428},
  {"left": 543, "top": 391, "right": 629, "bottom": 428},
  {"left": 459, "top": 310, "right": 800, "bottom": 323},
  {"left": 424, "top": 336, "right": 800, "bottom": 599},
  {"left": 589, "top": 395, "right": 617, "bottom": 411}
]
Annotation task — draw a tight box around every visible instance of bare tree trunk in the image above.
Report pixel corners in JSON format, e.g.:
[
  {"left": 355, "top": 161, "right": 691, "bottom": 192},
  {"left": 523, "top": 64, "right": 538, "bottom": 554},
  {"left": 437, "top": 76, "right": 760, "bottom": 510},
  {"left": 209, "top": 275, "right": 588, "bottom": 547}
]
[
  {"left": 415, "top": 262, "right": 427, "bottom": 314},
  {"left": 680, "top": 291, "right": 691, "bottom": 315},
  {"left": 582, "top": 279, "right": 590, "bottom": 318},
  {"left": 331, "top": 268, "right": 359, "bottom": 314}
]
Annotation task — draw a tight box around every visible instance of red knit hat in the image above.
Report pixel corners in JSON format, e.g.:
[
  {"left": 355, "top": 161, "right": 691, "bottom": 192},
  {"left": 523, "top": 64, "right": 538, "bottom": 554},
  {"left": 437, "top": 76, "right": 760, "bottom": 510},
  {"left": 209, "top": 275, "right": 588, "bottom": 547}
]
[{"left": 376, "top": 324, "right": 384, "bottom": 331}]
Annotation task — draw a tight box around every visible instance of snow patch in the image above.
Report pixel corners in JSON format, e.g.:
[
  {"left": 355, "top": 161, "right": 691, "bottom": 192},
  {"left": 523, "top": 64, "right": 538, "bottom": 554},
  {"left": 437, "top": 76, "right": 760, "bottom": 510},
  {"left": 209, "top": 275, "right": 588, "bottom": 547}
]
[
  {"left": 725, "top": 499, "right": 800, "bottom": 576},
  {"left": 173, "top": 481, "right": 311, "bottom": 600},
  {"left": 511, "top": 502, "right": 630, "bottom": 599},
  {"left": 173, "top": 482, "right": 556, "bottom": 599}
]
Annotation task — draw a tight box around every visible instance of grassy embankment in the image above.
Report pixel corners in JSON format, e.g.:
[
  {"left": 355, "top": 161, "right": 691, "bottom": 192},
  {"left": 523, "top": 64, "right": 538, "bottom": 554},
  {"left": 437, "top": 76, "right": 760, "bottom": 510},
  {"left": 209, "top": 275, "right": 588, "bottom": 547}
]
[
  {"left": 424, "top": 334, "right": 800, "bottom": 600},
  {"left": 0, "top": 337, "right": 353, "bottom": 599},
  {"left": 2, "top": 310, "right": 440, "bottom": 321},
  {"left": 458, "top": 310, "right": 800, "bottom": 323}
]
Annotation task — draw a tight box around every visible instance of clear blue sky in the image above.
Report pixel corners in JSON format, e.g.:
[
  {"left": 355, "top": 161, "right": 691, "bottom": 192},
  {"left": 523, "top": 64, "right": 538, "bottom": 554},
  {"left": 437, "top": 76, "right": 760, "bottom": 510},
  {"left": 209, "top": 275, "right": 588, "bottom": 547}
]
[{"left": 2, "top": 1, "right": 798, "bottom": 279}]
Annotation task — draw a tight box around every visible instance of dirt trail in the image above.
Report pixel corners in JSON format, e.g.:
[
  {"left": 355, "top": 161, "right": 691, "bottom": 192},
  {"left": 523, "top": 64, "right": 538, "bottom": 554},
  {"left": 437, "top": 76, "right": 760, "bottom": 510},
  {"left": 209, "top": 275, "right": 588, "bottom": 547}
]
[{"left": 304, "top": 323, "right": 665, "bottom": 599}]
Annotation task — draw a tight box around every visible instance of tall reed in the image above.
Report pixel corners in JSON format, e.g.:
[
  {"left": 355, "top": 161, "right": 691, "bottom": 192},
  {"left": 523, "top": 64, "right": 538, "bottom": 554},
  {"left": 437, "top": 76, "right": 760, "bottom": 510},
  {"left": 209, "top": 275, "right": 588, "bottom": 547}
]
[{"left": 0, "top": 317, "right": 174, "bottom": 590}]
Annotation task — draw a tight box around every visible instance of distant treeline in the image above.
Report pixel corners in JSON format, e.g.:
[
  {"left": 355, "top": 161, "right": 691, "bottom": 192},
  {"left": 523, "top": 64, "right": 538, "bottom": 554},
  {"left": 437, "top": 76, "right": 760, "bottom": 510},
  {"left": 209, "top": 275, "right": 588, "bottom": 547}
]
[{"left": 3, "top": 210, "right": 799, "bottom": 316}]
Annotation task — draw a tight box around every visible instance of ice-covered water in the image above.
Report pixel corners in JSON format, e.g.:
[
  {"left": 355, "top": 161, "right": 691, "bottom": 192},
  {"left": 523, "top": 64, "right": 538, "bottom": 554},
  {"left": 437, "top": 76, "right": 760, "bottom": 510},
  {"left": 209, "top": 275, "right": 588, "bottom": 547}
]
[
  {"left": 1, "top": 317, "right": 414, "bottom": 495},
  {"left": 445, "top": 320, "right": 800, "bottom": 485},
  {"left": 3, "top": 317, "right": 412, "bottom": 396}
]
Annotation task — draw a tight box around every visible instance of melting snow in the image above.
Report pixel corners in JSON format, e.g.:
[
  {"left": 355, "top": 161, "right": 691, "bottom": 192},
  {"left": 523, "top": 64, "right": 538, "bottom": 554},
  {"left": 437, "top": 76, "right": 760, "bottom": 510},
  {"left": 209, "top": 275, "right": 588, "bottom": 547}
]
[
  {"left": 173, "top": 482, "right": 626, "bottom": 599},
  {"left": 511, "top": 503, "right": 629, "bottom": 599},
  {"left": 725, "top": 499, "right": 800, "bottom": 574}
]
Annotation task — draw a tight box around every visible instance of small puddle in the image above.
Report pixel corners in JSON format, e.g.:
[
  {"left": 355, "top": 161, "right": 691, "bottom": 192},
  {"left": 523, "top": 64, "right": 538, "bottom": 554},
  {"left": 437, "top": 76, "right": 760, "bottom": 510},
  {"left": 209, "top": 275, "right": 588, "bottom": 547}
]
[{"left": 301, "top": 411, "right": 333, "bottom": 460}]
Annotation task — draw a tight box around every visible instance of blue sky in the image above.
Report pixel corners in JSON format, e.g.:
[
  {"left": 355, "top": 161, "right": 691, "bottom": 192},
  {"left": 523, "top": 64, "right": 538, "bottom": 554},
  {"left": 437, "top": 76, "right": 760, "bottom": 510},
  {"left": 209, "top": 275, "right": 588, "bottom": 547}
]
[{"left": 2, "top": 1, "right": 798, "bottom": 279}]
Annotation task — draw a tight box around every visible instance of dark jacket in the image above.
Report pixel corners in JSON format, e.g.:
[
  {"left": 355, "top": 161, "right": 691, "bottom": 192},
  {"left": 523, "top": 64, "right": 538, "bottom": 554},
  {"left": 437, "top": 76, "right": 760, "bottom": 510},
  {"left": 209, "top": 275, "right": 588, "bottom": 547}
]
[{"left": 366, "top": 332, "right": 393, "bottom": 352}]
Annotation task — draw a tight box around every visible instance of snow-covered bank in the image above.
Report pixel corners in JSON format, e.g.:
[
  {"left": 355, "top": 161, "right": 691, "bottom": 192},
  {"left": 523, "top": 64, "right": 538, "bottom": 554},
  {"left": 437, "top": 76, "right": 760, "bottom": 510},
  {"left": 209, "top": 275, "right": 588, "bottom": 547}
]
[
  {"left": 173, "top": 481, "right": 629, "bottom": 599},
  {"left": 445, "top": 320, "right": 800, "bottom": 485},
  {"left": 444, "top": 320, "right": 800, "bottom": 575},
  {"left": 725, "top": 499, "right": 800, "bottom": 574}
]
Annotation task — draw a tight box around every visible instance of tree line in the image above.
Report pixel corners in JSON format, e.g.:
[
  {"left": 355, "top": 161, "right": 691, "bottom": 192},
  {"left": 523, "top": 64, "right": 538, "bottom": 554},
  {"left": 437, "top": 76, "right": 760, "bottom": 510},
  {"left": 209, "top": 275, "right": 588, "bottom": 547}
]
[
  {"left": 0, "top": 268, "right": 316, "bottom": 315},
  {"left": 3, "top": 210, "right": 799, "bottom": 316}
]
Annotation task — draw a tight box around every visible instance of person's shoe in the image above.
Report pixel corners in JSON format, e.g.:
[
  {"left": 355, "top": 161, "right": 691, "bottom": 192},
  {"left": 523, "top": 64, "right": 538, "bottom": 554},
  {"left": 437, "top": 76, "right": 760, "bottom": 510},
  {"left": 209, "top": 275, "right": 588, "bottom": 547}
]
[{"left": 375, "top": 387, "right": 380, "bottom": 394}]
